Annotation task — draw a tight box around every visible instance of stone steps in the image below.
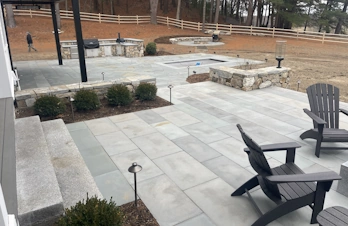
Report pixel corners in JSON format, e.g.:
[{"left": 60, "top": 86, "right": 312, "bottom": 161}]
[
  {"left": 15, "top": 116, "right": 63, "bottom": 226},
  {"left": 15, "top": 116, "right": 102, "bottom": 226},
  {"left": 42, "top": 119, "right": 102, "bottom": 208}
]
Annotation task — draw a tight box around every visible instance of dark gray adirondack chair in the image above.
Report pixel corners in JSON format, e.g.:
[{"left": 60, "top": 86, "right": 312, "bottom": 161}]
[
  {"left": 232, "top": 124, "right": 341, "bottom": 226},
  {"left": 300, "top": 83, "right": 348, "bottom": 157}
]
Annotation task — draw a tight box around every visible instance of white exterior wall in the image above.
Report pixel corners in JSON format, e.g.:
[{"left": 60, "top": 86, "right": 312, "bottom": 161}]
[
  {"left": 0, "top": 185, "right": 17, "bottom": 226},
  {"left": 0, "top": 7, "right": 14, "bottom": 99}
]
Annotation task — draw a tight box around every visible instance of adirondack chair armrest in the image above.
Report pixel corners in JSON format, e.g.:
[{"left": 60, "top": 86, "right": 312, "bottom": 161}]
[
  {"left": 244, "top": 142, "right": 300, "bottom": 153},
  {"left": 265, "top": 171, "right": 341, "bottom": 183},
  {"left": 340, "top": 108, "right": 348, "bottom": 116},
  {"left": 259, "top": 142, "right": 301, "bottom": 152},
  {"left": 303, "top": 109, "right": 327, "bottom": 125},
  {"left": 244, "top": 142, "right": 300, "bottom": 163}
]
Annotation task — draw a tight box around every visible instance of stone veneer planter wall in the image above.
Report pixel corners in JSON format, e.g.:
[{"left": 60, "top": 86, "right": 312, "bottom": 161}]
[
  {"left": 210, "top": 66, "right": 291, "bottom": 91},
  {"left": 15, "top": 76, "right": 155, "bottom": 109},
  {"left": 61, "top": 38, "right": 144, "bottom": 59}
]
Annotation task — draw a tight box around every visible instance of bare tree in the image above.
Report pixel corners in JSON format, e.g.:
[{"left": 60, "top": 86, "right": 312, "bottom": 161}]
[
  {"left": 176, "top": 0, "right": 182, "bottom": 19},
  {"left": 163, "top": 0, "right": 169, "bottom": 13},
  {"left": 245, "top": 0, "right": 253, "bottom": 25},
  {"left": 110, "top": 0, "right": 114, "bottom": 14},
  {"left": 5, "top": 4, "right": 16, "bottom": 28},
  {"left": 213, "top": 0, "right": 220, "bottom": 23},
  {"left": 209, "top": 0, "right": 214, "bottom": 23},
  {"left": 150, "top": 0, "right": 159, "bottom": 24}
]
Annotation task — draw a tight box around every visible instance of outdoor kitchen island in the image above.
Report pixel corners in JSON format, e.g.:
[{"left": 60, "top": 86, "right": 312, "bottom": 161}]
[{"left": 61, "top": 38, "right": 144, "bottom": 59}]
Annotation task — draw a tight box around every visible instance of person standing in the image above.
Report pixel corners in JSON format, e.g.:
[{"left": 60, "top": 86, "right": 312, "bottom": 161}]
[{"left": 26, "top": 32, "right": 37, "bottom": 52}]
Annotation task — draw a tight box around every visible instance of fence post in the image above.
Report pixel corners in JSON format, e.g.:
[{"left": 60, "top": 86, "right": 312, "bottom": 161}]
[
  {"left": 198, "top": 22, "right": 200, "bottom": 31},
  {"left": 297, "top": 31, "right": 299, "bottom": 39},
  {"left": 30, "top": 9, "right": 32, "bottom": 18},
  {"left": 322, "top": 32, "right": 325, "bottom": 44},
  {"left": 250, "top": 25, "right": 252, "bottom": 35},
  {"left": 216, "top": 23, "right": 218, "bottom": 30},
  {"left": 272, "top": 27, "right": 275, "bottom": 38},
  {"left": 167, "top": 17, "right": 169, "bottom": 26},
  {"left": 181, "top": 19, "right": 183, "bottom": 29},
  {"left": 99, "top": 13, "right": 101, "bottom": 23},
  {"left": 230, "top": 24, "right": 232, "bottom": 33},
  {"left": 136, "top": 15, "right": 138, "bottom": 25},
  {"left": 118, "top": 15, "right": 120, "bottom": 24}
]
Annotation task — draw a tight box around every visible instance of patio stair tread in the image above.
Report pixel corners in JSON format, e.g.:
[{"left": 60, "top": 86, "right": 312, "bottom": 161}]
[
  {"left": 42, "top": 119, "right": 102, "bottom": 208},
  {"left": 15, "top": 116, "right": 63, "bottom": 226}
]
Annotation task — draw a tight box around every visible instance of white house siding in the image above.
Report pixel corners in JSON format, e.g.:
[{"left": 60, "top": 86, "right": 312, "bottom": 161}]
[{"left": 0, "top": 6, "right": 14, "bottom": 99}]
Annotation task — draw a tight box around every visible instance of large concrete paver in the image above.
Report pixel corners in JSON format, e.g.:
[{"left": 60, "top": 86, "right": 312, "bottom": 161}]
[
  {"left": 96, "top": 131, "right": 138, "bottom": 155},
  {"left": 172, "top": 135, "right": 221, "bottom": 162},
  {"left": 175, "top": 214, "right": 216, "bottom": 226},
  {"left": 85, "top": 117, "right": 119, "bottom": 135},
  {"left": 137, "top": 175, "right": 202, "bottom": 226},
  {"left": 202, "top": 156, "right": 255, "bottom": 189},
  {"left": 116, "top": 118, "right": 157, "bottom": 138},
  {"left": 94, "top": 170, "right": 134, "bottom": 206},
  {"left": 152, "top": 121, "right": 189, "bottom": 140},
  {"left": 132, "top": 132, "right": 182, "bottom": 159},
  {"left": 182, "top": 122, "right": 229, "bottom": 144},
  {"left": 110, "top": 149, "right": 163, "bottom": 184},
  {"left": 185, "top": 178, "right": 259, "bottom": 226},
  {"left": 153, "top": 152, "right": 217, "bottom": 190}
]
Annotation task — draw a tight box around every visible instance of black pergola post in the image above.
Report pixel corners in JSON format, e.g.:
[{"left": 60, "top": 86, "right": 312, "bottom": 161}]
[
  {"left": 50, "top": 2, "right": 62, "bottom": 65},
  {"left": 71, "top": 0, "right": 87, "bottom": 82}
]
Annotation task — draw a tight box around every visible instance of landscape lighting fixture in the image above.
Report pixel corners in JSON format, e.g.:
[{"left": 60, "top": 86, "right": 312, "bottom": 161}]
[
  {"left": 275, "top": 40, "right": 286, "bottom": 68},
  {"left": 128, "top": 162, "right": 142, "bottom": 207},
  {"left": 168, "top": 84, "right": 173, "bottom": 104}
]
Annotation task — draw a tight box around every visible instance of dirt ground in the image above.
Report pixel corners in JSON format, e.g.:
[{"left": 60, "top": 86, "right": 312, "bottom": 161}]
[{"left": 7, "top": 16, "right": 348, "bottom": 101}]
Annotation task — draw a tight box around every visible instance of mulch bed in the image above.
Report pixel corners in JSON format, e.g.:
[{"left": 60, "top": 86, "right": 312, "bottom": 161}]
[
  {"left": 15, "top": 96, "right": 171, "bottom": 124},
  {"left": 186, "top": 73, "right": 210, "bottom": 83},
  {"left": 120, "top": 200, "right": 159, "bottom": 226}
]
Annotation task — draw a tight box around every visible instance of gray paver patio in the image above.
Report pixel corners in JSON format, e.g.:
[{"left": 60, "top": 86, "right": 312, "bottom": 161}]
[
  {"left": 65, "top": 81, "right": 348, "bottom": 226},
  {"left": 47, "top": 57, "right": 348, "bottom": 225}
]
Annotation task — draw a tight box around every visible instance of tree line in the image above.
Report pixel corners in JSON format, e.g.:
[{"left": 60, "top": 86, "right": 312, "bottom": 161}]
[{"left": 4, "top": 0, "right": 348, "bottom": 33}]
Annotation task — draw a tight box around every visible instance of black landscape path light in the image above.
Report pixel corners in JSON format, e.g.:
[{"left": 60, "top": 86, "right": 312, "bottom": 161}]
[
  {"left": 69, "top": 96, "right": 75, "bottom": 122},
  {"left": 128, "top": 162, "right": 142, "bottom": 207},
  {"left": 168, "top": 84, "right": 173, "bottom": 104},
  {"left": 275, "top": 40, "right": 286, "bottom": 68}
]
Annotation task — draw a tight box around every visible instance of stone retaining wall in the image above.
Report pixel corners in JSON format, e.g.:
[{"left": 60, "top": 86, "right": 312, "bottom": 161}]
[
  {"left": 210, "top": 66, "right": 291, "bottom": 91},
  {"left": 15, "top": 76, "right": 156, "bottom": 108},
  {"left": 169, "top": 37, "right": 212, "bottom": 44}
]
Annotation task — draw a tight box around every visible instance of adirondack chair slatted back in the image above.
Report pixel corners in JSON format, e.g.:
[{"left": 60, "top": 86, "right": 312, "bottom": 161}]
[
  {"left": 307, "top": 83, "right": 340, "bottom": 129},
  {"left": 237, "top": 124, "right": 281, "bottom": 200}
]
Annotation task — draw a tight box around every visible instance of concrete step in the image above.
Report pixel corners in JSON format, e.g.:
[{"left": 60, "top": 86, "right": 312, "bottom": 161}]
[
  {"left": 15, "top": 116, "right": 63, "bottom": 226},
  {"left": 42, "top": 119, "right": 102, "bottom": 208}
]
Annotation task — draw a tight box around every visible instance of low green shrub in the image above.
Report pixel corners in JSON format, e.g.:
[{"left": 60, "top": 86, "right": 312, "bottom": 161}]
[
  {"left": 73, "top": 89, "right": 100, "bottom": 111},
  {"left": 33, "top": 95, "right": 66, "bottom": 117},
  {"left": 135, "top": 83, "right": 157, "bottom": 101},
  {"left": 145, "top": 42, "right": 157, "bottom": 55},
  {"left": 106, "top": 84, "right": 133, "bottom": 106},
  {"left": 57, "top": 194, "right": 123, "bottom": 226}
]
